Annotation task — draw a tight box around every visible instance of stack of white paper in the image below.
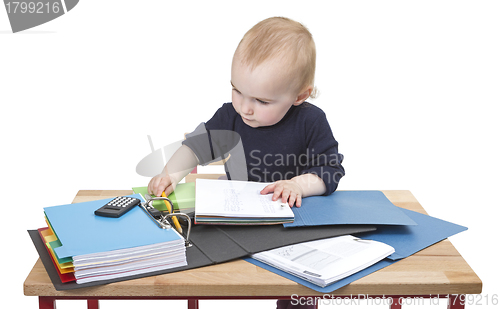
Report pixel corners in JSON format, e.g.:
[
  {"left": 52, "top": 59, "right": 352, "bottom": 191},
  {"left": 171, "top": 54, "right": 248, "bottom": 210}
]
[{"left": 73, "top": 240, "right": 186, "bottom": 284}]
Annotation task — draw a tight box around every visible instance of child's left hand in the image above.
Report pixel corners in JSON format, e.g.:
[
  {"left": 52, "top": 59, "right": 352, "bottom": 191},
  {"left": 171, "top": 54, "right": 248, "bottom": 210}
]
[{"left": 260, "top": 180, "right": 304, "bottom": 207}]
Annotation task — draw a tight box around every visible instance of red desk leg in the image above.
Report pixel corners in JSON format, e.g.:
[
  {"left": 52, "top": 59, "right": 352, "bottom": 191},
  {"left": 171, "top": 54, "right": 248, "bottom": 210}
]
[
  {"left": 448, "top": 295, "right": 465, "bottom": 309},
  {"left": 390, "top": 301, "right": 402, "bottom": 309},
  {"left": 88, "top": 299, "right": 99, "bottom": 309},
  {"left": 188, "top": 299, "right": 199, "bottom": 309},
  {"left": 39, "top": 297, "right": 56, "bottom": 309}
]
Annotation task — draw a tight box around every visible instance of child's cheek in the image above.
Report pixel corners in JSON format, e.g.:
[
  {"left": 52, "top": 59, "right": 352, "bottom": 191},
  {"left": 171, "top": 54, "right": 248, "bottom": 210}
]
[{"left": 261, "top": 108, "right": 279, "bottom": 126}]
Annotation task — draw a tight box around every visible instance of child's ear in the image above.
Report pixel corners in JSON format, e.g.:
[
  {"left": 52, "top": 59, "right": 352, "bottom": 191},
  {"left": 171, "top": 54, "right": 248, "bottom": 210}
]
[{"left": 293, "top": 86, "right": 313, "bottom": 106}]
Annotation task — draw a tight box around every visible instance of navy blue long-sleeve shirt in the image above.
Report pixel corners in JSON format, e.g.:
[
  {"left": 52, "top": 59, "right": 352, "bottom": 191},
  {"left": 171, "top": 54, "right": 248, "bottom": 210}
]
[{"left": 185, "top": 102, "right": 344, "bottom": 195}]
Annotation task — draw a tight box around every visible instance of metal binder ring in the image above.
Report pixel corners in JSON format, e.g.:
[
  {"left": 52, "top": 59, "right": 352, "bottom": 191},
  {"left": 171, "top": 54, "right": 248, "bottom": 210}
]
[
  {"left": 146, "top": 196, "right": 174, "bottom": 212},
  {"left": 164, "top": 212, "right": 192, "bottom": 247},
  {"left": 144, "top": 196, "right": 192, "bottom": 247},
  {"left": 139, "top": 202, "right": 171, "bottom": 230}
]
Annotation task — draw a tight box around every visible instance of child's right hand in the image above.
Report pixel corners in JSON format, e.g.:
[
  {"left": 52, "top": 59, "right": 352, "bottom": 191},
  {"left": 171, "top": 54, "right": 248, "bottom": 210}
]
[{"left": 148, "top": 172, "right": 177, "bottom": 197}]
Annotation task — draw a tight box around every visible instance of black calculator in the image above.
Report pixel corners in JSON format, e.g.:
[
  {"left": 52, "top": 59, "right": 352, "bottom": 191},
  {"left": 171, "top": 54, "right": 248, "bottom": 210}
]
[{"left": 94, "top": 196, "right": 141, "bottom": 218}]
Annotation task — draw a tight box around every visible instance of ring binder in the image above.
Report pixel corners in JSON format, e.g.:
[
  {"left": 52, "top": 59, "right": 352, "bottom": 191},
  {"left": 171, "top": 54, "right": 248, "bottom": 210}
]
[{"left": 139, "top": 195, "right": 192, "bottom": 247}]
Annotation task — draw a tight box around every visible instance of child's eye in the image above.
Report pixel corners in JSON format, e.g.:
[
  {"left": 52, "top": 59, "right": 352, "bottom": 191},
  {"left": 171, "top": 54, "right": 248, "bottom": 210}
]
[
  {"left": 257, "top": 99, "right": 270, "bottom": 105},
  {"left": 232, "top": 88, "right": 241, "bottom": 94}
]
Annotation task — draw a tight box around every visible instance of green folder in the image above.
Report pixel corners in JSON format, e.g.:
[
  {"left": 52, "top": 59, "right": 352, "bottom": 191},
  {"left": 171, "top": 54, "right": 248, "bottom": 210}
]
[{"left": 132, "top": 182, "right": 195, "bottom": 211}]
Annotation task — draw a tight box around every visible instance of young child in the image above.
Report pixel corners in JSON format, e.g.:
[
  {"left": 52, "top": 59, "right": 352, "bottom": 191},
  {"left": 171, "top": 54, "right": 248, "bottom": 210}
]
[
  {"left": 149, "top": 16, "right": 344, "bottom": 309},
  {"left": 148, "top": 16, "right": 344, "bottom": 208}
]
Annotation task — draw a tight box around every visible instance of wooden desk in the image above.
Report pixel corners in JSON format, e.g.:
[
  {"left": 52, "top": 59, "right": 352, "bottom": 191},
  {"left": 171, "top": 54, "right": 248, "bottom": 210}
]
[{"left": 24, "top": 190, "right": 482, "bottom": 309}]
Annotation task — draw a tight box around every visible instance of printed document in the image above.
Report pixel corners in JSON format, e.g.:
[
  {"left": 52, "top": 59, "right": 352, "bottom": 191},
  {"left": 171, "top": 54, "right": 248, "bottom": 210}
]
[{"left": 252, "top": 235, "right": 395, "bottom": 287}]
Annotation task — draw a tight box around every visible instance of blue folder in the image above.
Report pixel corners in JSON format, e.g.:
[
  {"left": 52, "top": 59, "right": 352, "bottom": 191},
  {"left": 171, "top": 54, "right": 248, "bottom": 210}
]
[
  {"left": 44, "top": 194, "right": 183, "bottom": 260},
  {"left": 246, "top": 207, "right": 467, "bottom": 292},
  {"left": 284, "top": 191, "right": 417, "bottom": 227},
  {"left": 245, "top": 257, "right": 396, "bottom": 293},
  {"left": 358, "top": 208, "right": 467, "bottom": 260}
]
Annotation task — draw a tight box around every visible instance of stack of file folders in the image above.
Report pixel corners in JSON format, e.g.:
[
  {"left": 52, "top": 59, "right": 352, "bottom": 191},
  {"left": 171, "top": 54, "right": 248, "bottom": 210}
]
[{"left": 40, "top": 194, "right": 187, "bottom": 284}]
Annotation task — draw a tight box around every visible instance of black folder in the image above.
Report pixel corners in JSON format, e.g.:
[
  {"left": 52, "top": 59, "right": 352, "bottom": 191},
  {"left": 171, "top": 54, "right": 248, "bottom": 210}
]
[{"left": 29, "top": 223, "right": 376, "bottom": 290}]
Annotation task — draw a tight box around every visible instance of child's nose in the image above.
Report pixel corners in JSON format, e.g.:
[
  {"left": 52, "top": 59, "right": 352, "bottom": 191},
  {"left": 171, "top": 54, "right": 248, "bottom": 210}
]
[{"left": 241, "top": 98, "right": 253, "bottom": 115}]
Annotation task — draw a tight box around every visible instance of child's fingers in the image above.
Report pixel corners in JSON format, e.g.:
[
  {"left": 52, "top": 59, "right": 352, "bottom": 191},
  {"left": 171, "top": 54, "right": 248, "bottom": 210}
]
[
  {"left": 295, "top": 195, "right": 302, "bottom": 208},
  {"left": 164, "top": 181, "right": 177, "bottom": 197},
  {"left": 152, "top": 177, "right": 162, "bottom": 196},
  {"left": 260, "top": 181, "right": 302, "bottom": 207},
  {"left": 281, "top": 188, "right": 290, "bottom": 204},
  {"left": 286, "top": 191, "right": 298, "bottom": 207},
  {"left": 148, "top": 176, "right": 160, "bottom": 195},
  {"left": 259, "top": 180, "right": 304, "bottom": 207},
  {"left": 260, "top": 183, "right": 276, "bottom": 195},
  {"left": 288, "top": 193, "right": 302, "bottom": 207},
  {"left": 155, "top": 176, "right": 172, "bottom": 197},
  {"left": 164, "top": 185, "right": 173, "bottom": 197},
  {"left": 272, "top": 185, "right": 283, "bottom": 201}
]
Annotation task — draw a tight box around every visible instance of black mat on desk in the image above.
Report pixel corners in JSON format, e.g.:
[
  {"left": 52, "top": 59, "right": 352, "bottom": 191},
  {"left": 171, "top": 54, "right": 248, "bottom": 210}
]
[{"left": 28, "top": 224, "right": 376, "bottom": 290}]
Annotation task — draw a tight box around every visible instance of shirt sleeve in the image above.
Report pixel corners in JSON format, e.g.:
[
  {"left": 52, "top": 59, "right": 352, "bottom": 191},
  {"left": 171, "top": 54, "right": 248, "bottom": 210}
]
[
  {"left": 301, "top": 110, "right": 345, "bottom": 195},
  {"left": 205, "top": 103, "right": 237, "bottom": 131},
  {"left": 181, "top": 123, "right": 214, "bottom": 165},
  {"left": 182, "top": 103, "right": 241, "bottom": 166}
]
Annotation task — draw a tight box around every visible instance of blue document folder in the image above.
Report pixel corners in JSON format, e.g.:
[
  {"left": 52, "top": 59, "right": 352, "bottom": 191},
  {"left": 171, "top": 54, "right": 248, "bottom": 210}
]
[
  {"left": 357, "top": 208, "right": 468, "bottom": 260},
  {"left": 245, "top": 256, "right": 396, "bottom": 293},
  {"left": 284, "top": 191, "right": 417, "bottom": 227},
  {"left": 44, "top": 194, "right": 183, "bottom": 260},
  {"left": 247, "top": 207, "right": 467, "bottom": 292}
]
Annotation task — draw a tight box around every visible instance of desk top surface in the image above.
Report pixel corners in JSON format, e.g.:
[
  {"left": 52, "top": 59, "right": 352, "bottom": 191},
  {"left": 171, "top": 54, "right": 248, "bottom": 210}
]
[{"left": 24, "top": 190, "right": 482, "bottom": 297}]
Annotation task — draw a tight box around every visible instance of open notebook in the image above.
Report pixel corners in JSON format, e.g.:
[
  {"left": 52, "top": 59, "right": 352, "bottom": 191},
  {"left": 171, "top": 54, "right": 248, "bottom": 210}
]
[{"left": 195, "top": 179, "right": 294, "bottom": 225}]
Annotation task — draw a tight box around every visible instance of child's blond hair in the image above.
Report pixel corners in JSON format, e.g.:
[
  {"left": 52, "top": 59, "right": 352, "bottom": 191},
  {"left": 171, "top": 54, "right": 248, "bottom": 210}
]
[{"left": 235, "top": 17, "right": 317, "bottom": 98}]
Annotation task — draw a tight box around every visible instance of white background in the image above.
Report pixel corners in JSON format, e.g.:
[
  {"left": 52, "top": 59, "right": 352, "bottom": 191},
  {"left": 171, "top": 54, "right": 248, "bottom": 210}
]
[{"left": 1, "top": 1, "right": 499, "bottom": 308}]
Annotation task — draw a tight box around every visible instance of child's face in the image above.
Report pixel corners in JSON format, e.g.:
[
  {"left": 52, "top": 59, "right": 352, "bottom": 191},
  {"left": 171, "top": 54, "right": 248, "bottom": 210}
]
[{"left": 231, "top": 56, "right": 304, "bottom": 128}]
